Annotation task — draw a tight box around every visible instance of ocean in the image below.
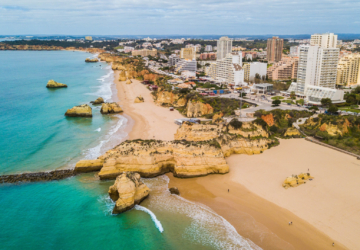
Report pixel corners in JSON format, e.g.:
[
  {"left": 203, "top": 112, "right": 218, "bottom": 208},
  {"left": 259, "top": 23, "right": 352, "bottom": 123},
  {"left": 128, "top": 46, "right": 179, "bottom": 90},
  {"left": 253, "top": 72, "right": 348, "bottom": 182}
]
[{"left": 0, "top": 51, "right": 259, "bottom": 250}]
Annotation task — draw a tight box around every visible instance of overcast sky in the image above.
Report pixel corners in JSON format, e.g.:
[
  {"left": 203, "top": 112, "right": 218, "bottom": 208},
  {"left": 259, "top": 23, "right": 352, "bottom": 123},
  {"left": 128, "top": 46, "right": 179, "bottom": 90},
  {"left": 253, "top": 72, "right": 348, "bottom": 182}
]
[{"left": 0, "top": 0, "right": 359, "bottom": 35}]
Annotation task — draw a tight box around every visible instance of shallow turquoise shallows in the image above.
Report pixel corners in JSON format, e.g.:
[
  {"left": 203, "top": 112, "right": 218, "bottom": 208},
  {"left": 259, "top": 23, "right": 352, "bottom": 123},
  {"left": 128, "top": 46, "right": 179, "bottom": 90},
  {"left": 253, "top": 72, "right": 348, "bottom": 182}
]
[{"left": 0, "top": 51, "right": 258, "bottom": 250}]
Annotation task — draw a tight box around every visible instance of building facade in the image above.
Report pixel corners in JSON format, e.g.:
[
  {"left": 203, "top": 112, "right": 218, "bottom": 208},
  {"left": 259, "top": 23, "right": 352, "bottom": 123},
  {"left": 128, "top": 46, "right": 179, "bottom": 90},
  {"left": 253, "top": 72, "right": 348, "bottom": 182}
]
[
  {"left": 175, "top": 59, "right": 197, "bottom": 73},
  {"left": 243, "top": 62, "right": 268, "bottom": 81},
  {"left": 290, "top": 46, "right": 299, "bottom": 56},
  {"left": 131, "top": 48, "right": 157, "bottom": 57},
  {"left": 310, "top": 33, "right": 338, "bottom": 48},
  {"left": 199, "top": 53, "right": 216, "bottom": 60},
  {"left": 217, "top": 36, "right": 232, "bottom": 60},
  {"left": 215, "top": 52, "right": 244, "bottom": 86},
  {"left": 267, "top": 57, "right": 298, "bottom": 80},
  {"left": 267, "top": 36, "right": 284, "bottom": 62},
  {"left": 336, "top": 54, "right": 360, "bottom": 86},
  {"left": 169, "top": 54, "right": 180, "bottom": 67},
  {"left": 205, "top": 45, "right": 213, "bottom": 52},
  {"left": 180, "top": 47, "right": 196, "bottom": 60}
]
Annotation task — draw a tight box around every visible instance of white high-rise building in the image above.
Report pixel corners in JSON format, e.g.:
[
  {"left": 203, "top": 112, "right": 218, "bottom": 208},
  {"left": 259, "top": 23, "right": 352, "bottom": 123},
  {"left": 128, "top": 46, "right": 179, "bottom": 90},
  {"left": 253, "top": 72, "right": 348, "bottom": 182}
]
[
  {"left": 310, "top": 33, "right": 338, "bottom": 48},
  {"left": 287, "top": 33, "right": 342, "bottom": 104},
  {"left": 205, "top": 45, "right": 213, "bottom": 52},
  {"left": 290, "top": 46, "right": 299, "bottom": 56},
  {"left": 215, "top": 52, "right": 244, "bottom": 86},
  {"left": 217, "top": 36, "right": 232, "bottom": 60}
]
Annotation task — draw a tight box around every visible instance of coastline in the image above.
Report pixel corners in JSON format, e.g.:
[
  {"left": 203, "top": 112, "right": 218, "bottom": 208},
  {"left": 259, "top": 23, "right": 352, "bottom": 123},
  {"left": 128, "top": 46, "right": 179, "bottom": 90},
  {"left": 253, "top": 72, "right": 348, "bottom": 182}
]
[{"left": 112, "top": 70, "right": 349, "bottom": 249}]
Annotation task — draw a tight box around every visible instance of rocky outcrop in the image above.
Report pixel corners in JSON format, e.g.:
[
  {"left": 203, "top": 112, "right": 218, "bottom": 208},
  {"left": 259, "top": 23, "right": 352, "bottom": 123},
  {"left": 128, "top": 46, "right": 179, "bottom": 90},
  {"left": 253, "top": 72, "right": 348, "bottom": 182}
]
[
  {"left": 65, "top": 104, "right": 92, "bottom": 117},
  {"left": 212, "top": 112, "right": 224, "bottom": 124},
  {"left": 284, "top": 127, "right": 301, "bottom": 137},
  {"left": 186, "top": 101, "right": 213, "bottom": 118},
  {"left": 74, "top": 159, "right": 104, "bottom": 173},
  {"left": 46, "top": 80, "right": 67, "bottom": 88},
  {"left": 227, "top": 122, "right": 269, "bottom": 138},
  {"left": 0, "top": 170, "right": 76, "bottom": 184},
  {"left": 261, "top": 114, "right": 275, "bottom": 127},
  {"left": 119, "top": 71, "right": 127, "bottom": 81},
  {"left": 108, "top": 172, "right": 150, "bottom": 214},
  {"left": 126, "top": 79, "right": 132, "bottom": 85},
  {"left": 90, "top": 97, "right": 104, "bottom": 105},
  {"left": 134, "top": 96, "right": 144, "bottom": 103},
  {"left": 174, "top": 122, "right": 221, "bottom": 141},
  {"left": 319, "top": 123, "right": 343, "bottom": 136},
  {"left": 154, "top": 90, "right": 187, "bottom": 107},
  {"left": 85, "top": 58, "right": 98, "bottom": 63},
  {"left": 97, "top": 140, "right": 229, "bottom": 180},
  {"left": 100, "top": 102, "right": 123, "bottom": 114},
  {"left": 169, "top": 187, "right": 180, "bottom": 195},
  {"left": 283, "top": 173, "right": 314, "bottom": 189}
]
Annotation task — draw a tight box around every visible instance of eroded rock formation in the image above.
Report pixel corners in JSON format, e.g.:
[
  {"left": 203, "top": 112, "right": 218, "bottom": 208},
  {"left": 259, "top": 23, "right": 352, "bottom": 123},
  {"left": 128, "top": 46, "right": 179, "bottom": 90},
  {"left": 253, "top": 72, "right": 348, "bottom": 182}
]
[
  {"left": 85, "top": 58, "right": 98, "bottom": 63},
  {"left": 74, "top": 159, "right": 104, "bottom": 173},
  {"left": 90, "top": 97, "right": 104, "bottom": 105},
  {"left": 46, "top": 80, "right": 67, "bottom": 88},
  {"left": 134, "top": 96, "right": 144, "bottom": 103},
  {"left": 284, "top": 127, "right": 301, "bottom": 137},
  {"left": 283, "top": 173, "right": 314, "bottom": 189},
  {"left": 108, "top": 172, "right": 150, "bottom": 214},
  {"left": 126, "top": 79, "right": 132, "bottom": 85},
  {"left": 187, "top": 101, "right": 213, "bottom": 118},
  {"left": 153, "top": 90, "right": 187, "bottom": 107},
  {"left": 65, "top": 104, "right": 92, "bottom": 117},
  {"left": 100, "top": 102, "right": 123, "bottom": 114}
]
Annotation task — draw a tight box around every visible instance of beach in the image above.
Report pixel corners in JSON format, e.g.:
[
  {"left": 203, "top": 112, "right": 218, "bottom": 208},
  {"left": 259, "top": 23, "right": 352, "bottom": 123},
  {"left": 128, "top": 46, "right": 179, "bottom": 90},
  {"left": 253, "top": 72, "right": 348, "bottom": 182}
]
[{"left": 114, "top": 71, "right": 355, "bottom": 249}]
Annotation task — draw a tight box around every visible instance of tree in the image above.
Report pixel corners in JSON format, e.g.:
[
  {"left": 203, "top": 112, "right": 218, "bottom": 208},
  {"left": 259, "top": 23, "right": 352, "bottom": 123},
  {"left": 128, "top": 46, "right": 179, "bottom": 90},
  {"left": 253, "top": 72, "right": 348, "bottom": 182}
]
[
  {"left": 321, "top": 98, "right": 332, "bottom": 107},
  {"left": 328, "top": 105, "right": 338, "bottom": 113},
  {"left": 356, "top": 94, "right": 360, "bottom": 106},
  {"left": 239, "top": 92, "right": 247, "bottom": 97},
  {"left": 272, "top": 99, "right": 281, "bottom": 106},
  {"left": 290, "top": 91, "right": 296, "bottom": 99},
  {"left": 309, "top": 106, "right": 319, "bottom": 111}
]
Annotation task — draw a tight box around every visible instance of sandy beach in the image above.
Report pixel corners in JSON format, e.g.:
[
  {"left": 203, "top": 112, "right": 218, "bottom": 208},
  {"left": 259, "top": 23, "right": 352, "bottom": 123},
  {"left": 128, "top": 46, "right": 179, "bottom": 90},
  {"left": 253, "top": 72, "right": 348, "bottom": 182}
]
[{"left": 114, "top": 71, "right": 353, "bottom": 249}]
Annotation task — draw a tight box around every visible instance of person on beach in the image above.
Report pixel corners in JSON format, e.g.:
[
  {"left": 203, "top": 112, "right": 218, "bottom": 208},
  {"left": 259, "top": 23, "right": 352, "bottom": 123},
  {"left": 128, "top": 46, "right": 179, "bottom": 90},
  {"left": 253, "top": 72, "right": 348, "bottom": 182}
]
[
  {"left": 228, "top": 189, "right": 229, "bottom": 192},
  {"left": 332, "top": 242, "right": 335, "bottom": 247},
  {"left": 289, "top": 222, "right": 291, "bottom": 225},
  {"left": 291, "top": 221, "right": 293, "bottom": 225}
]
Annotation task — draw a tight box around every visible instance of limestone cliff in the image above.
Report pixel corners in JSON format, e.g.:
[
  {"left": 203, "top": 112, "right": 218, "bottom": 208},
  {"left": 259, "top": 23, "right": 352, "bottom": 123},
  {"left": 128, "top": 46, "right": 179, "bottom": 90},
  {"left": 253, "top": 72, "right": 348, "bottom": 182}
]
[
  {"left": 227, "top": 122, "right": 269, "bottom": 138},
  {"left": 174, "top": 122, "right": 221, "bottom": 141},
  {"left": 97, "top": 140, "right": 229, "bottom": 180},
  {"left": 100, "top": 102, "right": 123, "bottom": 114},
  {"left": 186, "top": 101, "right": 213, "bottom": 118},
  {"left": 154, "top": 90, "right": 187, "bottom": 107},
  {"left": 284, "top": 127, "right": 301, "bottom": 137},
  {"left": 85, "top": 58, "right": 98, "bottom": 63},
  {"left": 90, "top": 97, "right": 104, "bottom": 105},
  {"left": 108, "top": 172, "right": 150, "bottom": 214},
  {"left": 46, "top": 80, "right": 67, "bottom": 88},
  {"left": 65, "top": 104, "right": 92, "bottom": 117},
  {"left": 74, "top": 159, "right": 104, "bottom": 173}
]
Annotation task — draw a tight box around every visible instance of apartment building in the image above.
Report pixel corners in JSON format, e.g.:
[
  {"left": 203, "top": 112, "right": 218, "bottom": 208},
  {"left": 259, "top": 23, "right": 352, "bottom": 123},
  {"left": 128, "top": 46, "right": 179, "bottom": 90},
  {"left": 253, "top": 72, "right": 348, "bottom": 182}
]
[
  {"left": 267, "top": 36, "right": 283, "bottom": 62},
  {"left": 217, "top": 36, "right": 232, "bottom": 60},
  {"left": 174, "top": 59, "right": 197, "bottom": 73},
  {"left": 169, "top": 54, "right": 180, "bottom": 67},
  {"left": 199, "top": 53, "right": 216, "bottom": 60},
  {"left": 205, "top": 45, "right": 213, "bottom": 52},
  {"left": 336, "top": 54, "right": 360, "bottom": 86},
  {"left": 310, "top": 33, "right": 338, "bottom": 48},
  {"left": 215, "top": 52, "right": 244, "bottom": 86},
  {"left": 290, "top": 46, "right": 299, "bottom": 56},
  {"left": 243, "top": 62, "right": 268, "bottom": 81},
  {"left": 180, "top": 47, "right": 196, "bottom": 60},
  {"left": 267, "top": 57, "right": 298, "bottom": 80},
  {"left": 131, "top": 48, "right": 157, "bottom": 57}
]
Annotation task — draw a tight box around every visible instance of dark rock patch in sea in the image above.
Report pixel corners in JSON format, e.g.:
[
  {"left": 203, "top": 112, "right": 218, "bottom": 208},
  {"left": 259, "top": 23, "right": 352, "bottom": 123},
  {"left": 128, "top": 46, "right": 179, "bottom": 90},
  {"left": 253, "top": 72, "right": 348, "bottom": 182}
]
[{"left": 0, "top": 170, "right": 77, "bottom": 184}]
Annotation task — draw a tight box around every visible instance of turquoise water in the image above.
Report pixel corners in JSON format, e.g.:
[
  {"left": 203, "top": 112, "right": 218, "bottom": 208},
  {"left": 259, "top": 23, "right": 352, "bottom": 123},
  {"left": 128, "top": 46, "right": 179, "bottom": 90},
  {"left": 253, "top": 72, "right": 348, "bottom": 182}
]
[{"left": 0, "top": 51, "right": 258, "bottom": 250}]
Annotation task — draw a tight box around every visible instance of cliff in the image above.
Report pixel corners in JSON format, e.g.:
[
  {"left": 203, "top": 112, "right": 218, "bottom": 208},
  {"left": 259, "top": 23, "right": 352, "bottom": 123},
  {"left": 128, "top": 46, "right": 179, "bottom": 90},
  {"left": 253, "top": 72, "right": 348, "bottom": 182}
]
[
  {"left": 108, "top": 172, "right": 150, "bottom": 214},
  {"left": 65, "top": 104, "right": 92, "bottom": 117},
  {"left": 85, "top": 58, "right": 98, "bottom": 63},
  {"left": 153, "top": 90, "right": 187, "bottom": 107},
  {"left": 186, "top": 101, "right": 213, "bottom": 118},
  {"left": 96, "top": 139, "right": 229, "bottom": 180},
  {"left": 100, "top": 102, "right": 123, "bottom": 114},
  {"left": 46, "top": 80, "right": 67, "bottom": 88},
  {"left": 174, "top": 122, "right": 221, "bottom": 141},
  {"left": 74, "top": 159, "right": 104, "bottom": 173}
]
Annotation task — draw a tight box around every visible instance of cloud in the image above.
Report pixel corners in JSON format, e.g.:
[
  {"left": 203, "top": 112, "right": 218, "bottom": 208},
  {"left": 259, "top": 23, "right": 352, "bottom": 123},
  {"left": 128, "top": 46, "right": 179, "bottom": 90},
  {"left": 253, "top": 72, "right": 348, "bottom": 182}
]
[{"left": 0, "top": 0, "right": 359, "bottom": 35}]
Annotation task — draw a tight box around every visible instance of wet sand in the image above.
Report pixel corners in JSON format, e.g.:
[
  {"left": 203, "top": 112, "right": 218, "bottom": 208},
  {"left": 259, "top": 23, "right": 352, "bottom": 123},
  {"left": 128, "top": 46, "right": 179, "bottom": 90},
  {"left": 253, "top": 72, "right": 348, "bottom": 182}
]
[{"left": 114, "top": 71, "right": 349, "bottom": 249}]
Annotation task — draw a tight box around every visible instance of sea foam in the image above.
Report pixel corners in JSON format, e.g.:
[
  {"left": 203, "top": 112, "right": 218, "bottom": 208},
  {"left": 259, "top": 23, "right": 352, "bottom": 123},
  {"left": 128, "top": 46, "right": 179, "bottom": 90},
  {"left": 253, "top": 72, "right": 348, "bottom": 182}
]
[{"left": 134, "top": 205, "right": 164, "bottom": 233}]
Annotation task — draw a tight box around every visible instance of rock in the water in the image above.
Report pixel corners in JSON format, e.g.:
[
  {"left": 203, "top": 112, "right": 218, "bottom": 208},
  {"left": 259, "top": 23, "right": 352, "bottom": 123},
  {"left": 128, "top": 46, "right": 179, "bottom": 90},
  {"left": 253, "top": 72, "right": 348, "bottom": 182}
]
[
  {"left": 90, "top": 97, "right": 104, "bottom": 105},
  {"left": 169, "top": 187, "right": 180, "bottom": 195},
  {"left": 126, "top": 79, "right": 132, "bottom": 84},
  {"left": 108, "top": 172, "right": 150, "bottom": 214},
  {"left": 74, "top": 159, "right": 104, "bottom": 173},
  {"left": 85, "top": 58, "right": 98, "bottom": 63},
  {"left": 134, "top": 95, "right": 144, "bottom": 103},
  {"left": 100, "top": 102, "right": 123, "bottom": 114},
  {"left": 65, "top": 104, "right": 92, "bottom": 117},
  {"left": 46, "top": 80, "right": 67, "bottom": 88}
]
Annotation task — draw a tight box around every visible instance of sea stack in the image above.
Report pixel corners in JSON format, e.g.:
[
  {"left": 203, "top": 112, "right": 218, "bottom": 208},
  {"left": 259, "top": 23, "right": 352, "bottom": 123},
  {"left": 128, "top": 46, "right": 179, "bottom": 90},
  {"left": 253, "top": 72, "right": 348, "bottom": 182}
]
[
  {"left": 100, "top": 102, "right": 123, "bottom": 114},
  {"left": 65, "top": 104, "right": 92, "bottom": 117},
  {"left": 134, "top": 95, "right": 144, "bottom": 103},
  {"left": 90, "top": 97, "right": 104, "bottom": 105},
  {"left": 85, "top": 58, "right": 98, "bottom": 63},
  {"left": 46, "top": 80, "right": 67, "bottom": 88},
  {"left": 108, "top": 172, "right": 150, "bottom": 214},
  {"left": 126, "top": 79, "right": 132, "bottom": 85}
]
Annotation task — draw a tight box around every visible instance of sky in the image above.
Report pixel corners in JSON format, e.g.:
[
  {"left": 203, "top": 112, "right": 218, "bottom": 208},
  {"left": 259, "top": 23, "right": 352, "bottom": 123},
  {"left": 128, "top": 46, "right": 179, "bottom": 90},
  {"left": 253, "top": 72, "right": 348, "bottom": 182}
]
[{"left": 0, "top": 0, "right": 359, "bottom": 35}]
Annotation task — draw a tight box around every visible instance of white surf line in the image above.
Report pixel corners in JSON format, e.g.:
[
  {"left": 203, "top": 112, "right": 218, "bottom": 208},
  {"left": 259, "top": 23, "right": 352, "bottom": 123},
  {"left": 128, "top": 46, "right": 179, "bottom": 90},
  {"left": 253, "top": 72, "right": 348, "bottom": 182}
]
[{"left": 134, "top": 205, "right": 164, "bottom": 233}]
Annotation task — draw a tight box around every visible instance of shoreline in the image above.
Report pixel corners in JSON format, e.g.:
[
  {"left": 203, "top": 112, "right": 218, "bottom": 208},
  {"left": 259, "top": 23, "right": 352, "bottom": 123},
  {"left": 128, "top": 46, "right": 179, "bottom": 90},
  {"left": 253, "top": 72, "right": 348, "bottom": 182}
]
[{"left": 111, "top": 71, "right": 348, "bottom": 249}]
